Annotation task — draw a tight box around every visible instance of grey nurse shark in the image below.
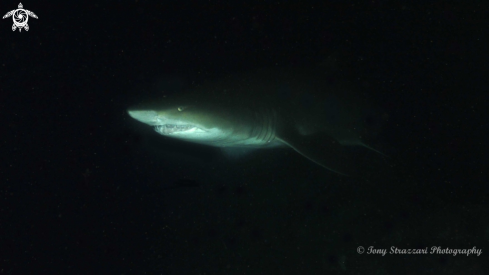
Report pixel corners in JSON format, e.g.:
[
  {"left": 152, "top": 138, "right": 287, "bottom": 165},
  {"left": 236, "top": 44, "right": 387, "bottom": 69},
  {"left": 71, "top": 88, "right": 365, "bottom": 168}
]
[{"left": 127, "top": 67, "right": 390, "bottom": 177}]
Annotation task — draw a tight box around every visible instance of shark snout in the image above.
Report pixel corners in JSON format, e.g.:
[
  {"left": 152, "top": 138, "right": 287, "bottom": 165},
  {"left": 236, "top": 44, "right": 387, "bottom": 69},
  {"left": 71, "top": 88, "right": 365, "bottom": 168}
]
[{"left": 127, "top": 110, "right": 159, "bottom": 125}]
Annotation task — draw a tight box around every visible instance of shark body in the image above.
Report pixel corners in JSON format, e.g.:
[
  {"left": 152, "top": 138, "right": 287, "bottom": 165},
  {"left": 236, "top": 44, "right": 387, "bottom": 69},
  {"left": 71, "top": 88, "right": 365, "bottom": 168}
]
[{"left": 128, "top": 67, "right": 388, "bottom": 176}]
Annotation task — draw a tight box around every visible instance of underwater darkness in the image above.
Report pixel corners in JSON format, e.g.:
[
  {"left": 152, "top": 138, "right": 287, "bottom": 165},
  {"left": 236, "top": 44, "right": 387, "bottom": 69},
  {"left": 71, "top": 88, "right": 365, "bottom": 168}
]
[{"left": 1, "top": 1, "right": 487, "bottom": 274}]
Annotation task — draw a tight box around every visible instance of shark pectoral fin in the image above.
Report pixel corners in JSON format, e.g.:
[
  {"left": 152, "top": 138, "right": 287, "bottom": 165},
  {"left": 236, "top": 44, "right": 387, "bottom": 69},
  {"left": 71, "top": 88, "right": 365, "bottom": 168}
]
[
  {"left": 277, "top": 132, "right": 353, "bottom": 176},
  {"left": 277, "top": 131, "right": 390, "bottom": 178}
]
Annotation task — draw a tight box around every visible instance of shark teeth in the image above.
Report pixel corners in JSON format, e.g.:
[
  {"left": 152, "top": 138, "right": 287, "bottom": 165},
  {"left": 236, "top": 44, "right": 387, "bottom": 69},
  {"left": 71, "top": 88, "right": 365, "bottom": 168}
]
[
  {"left": 154, "top": 124, "right": 194, "bottom": 134},
  {"left": 165, "top": 124, "right": 189, "bottom": 129}
]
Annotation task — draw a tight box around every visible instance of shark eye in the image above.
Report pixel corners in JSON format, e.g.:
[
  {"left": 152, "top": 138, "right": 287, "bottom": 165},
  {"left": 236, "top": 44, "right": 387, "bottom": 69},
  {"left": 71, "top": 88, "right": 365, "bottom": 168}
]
[{"left": 177, "top": 107, "right": 185, "bottom": 111}]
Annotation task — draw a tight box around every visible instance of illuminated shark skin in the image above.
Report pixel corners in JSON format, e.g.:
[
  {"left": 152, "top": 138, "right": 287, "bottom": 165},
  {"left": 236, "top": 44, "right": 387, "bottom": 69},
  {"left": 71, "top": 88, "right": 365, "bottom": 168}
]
[{"left": 128, "top": 68, "right": 388, "bottom": 177}]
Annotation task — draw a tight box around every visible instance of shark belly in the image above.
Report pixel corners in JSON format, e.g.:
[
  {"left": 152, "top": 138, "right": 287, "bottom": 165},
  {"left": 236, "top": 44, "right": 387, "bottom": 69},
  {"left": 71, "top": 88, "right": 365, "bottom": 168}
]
[{"left": 215, "top": 138, "right": 285, "bottom": 148}]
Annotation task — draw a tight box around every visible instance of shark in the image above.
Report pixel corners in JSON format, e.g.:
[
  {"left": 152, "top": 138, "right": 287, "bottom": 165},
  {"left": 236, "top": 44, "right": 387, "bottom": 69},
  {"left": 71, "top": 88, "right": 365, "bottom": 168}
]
[{"left": 127, "top": 67, "right": 389, "bottom": 177}]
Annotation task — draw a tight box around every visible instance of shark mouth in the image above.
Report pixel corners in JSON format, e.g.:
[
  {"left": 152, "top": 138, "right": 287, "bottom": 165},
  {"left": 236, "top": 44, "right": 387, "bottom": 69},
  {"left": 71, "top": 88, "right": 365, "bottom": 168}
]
[{"left": 154, "top": 124, "right": 195, "bottom": 135}]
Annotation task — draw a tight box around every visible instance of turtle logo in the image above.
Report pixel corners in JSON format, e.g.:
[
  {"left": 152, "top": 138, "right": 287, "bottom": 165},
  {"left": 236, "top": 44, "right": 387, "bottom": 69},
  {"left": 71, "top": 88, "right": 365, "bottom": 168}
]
[{"left": 3, "top": 3, "right": 38, "bottom": 32}]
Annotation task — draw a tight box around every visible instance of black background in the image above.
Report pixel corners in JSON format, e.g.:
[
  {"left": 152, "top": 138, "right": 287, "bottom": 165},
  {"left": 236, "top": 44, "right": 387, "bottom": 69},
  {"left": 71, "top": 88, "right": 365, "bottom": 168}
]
[{"left": 1, "top": 1, "right": 487, "bottom": 274}]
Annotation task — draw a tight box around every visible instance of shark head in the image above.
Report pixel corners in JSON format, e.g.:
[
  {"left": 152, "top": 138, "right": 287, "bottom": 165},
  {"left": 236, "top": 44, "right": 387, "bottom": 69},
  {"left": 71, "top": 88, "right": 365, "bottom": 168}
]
[{"left": 127, "top": 95, "right": 243, "bottom": 144}]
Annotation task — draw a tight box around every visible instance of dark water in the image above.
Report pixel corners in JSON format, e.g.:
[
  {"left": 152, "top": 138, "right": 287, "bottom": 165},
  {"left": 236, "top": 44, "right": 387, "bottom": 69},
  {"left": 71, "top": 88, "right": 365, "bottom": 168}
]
[{"left": 1, "top": 2, "right": 486, "bottom": 274}]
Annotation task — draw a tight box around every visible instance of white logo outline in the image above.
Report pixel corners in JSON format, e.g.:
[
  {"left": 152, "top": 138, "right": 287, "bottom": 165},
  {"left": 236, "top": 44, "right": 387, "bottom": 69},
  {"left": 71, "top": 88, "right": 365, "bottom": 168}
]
[{"left": 3, "top": 3, "right": 38, "bottom": 32}]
